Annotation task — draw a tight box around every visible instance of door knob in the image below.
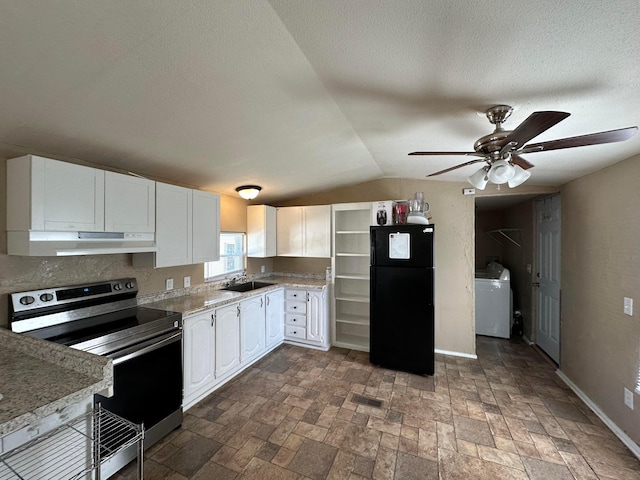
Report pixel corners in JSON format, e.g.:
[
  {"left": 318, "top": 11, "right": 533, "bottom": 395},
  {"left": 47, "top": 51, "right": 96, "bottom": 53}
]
[{"left": 532, "top": 282, "right": 540, "bottom": 287}]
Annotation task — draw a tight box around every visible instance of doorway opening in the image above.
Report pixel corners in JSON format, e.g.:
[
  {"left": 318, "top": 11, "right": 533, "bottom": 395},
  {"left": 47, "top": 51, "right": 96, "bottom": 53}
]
[{"left": 474, "top": 193, "right": 560, "bottom": 360}]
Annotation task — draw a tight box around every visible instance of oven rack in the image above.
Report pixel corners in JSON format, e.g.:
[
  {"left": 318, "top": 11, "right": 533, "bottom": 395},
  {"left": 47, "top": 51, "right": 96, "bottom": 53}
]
[{"left": 0, "top": 404, "right": 144, "bottom": 480}]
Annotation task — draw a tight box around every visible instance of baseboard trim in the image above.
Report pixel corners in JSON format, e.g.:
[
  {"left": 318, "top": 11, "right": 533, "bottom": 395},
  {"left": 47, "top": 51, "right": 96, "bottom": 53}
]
[
  {"left": 556, "top": 369, "right": 640, "bottom": 460},
  {"left": 522, "top": 334, "right": 534, "bottom": 345},
  {"left": 435, "top": 348, "right": 477, "bottom": 360}
]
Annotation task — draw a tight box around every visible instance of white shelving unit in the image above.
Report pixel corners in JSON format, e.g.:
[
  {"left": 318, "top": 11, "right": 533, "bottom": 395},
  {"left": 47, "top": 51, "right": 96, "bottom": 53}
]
[{"left": 331, "top": 202, "right": 372, "bottom": 351}]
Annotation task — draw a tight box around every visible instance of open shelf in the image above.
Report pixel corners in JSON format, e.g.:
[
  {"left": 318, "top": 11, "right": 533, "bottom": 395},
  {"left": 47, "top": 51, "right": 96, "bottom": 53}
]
[
  {"left": 335, "top": 314, "right": 369, "bottom": 326},
  {"left": 335, "top": 273, "right": 369, "bottom": 280},
  {"left": 332, "top": 203, "right": 373, "bottom": 353},
  {"left": 335, "top": 293, "right": 369, "bottom": 303}
]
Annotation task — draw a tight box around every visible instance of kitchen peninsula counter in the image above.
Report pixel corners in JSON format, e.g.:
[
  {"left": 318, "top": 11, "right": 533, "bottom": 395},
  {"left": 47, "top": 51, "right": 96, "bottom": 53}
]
[
  {"left": 143, "top": 275, "right": 328, "bottom": 316},
  {"left": 0, "top": 328, "right": 113, "bottom": 437}
]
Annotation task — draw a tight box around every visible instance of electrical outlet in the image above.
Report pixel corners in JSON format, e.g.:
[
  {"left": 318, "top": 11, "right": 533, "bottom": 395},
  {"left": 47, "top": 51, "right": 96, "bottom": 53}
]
[
  {"left": 462, "top": 188, "right": 475, "bottom": 195},
  {"left": 166, "top": 278, "right": 173, "bottom": 290},
  {"left": 624, "top": 387, "right": 634, "bottom": 410},
  {"left": 261, "top": 265, "right": 266, "bottom": 273},
  {"left": 624, "top": 297, "right": 633, "bottom": 316},
  {"left": 184, "top": 276, "right": 191, "bottom": 288}
]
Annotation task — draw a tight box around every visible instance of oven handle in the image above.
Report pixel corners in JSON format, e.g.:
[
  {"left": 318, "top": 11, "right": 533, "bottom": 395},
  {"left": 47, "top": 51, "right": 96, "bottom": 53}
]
[{"left": 110, "top": 330, "right": 182, "bottom": 365}]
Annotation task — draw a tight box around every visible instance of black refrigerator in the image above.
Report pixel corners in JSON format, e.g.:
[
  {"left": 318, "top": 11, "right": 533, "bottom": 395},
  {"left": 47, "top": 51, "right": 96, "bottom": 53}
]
[{"left": 370, "top": 224, "right": 434, "bottom": 375}]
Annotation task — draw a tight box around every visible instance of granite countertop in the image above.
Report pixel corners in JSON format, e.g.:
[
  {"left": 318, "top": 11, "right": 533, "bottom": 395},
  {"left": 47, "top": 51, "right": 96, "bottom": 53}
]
[
  {"left": 144, "top": 275, "right": 329, "bottom": 316},
  {"left": 0, "top": 328, "right": 113, "bottom": 437},
  {"left": 0, "top": 275, "right": 323, "bottom": 438}
]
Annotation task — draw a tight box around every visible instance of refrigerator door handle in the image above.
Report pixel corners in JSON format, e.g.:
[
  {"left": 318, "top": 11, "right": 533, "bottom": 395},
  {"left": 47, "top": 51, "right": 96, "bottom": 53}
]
[
  {"left": 370, "top": 268, "right": 376, "bottom": 302},
  {"left": 370, "top": 230, "right": 375, "bottom": 266}
]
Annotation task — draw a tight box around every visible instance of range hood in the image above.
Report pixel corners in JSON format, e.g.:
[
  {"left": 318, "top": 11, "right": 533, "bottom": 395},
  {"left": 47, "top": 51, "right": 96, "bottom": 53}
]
[{"left": 7, "top": 231, "right": 157, "bottom": 256}]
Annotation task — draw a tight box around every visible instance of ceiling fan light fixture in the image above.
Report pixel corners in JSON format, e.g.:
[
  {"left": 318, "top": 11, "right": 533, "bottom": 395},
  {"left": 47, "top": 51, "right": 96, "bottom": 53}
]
[
  {"left": 507, "top": 165, "right": 531, "bottom": 188},
  {"left": 487, "top": 159, "right": 516, "bottom": 184},
  {"left": 235, "top": 185, "right": 262, "bottom": 200},
  {"left": 467, "top": 167, "right": 489, "bottom": 190}
]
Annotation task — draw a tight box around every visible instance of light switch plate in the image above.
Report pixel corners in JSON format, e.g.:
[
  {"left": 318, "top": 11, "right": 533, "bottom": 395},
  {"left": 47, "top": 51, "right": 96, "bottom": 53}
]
[
  {"left": 166, "top": 278, "right": 174, "bottom": 290},
  {"left": 462, "top": 188, "right": 475, "bottom": 195},
  {"left": 184, "top": 276, "right": 191, "bottom": 288},
  {"left": 624, "top": 387, "right": 634, "bottom": 409},
  {"left": 624, "top": 297, "right": 633, "bottom": 316}
]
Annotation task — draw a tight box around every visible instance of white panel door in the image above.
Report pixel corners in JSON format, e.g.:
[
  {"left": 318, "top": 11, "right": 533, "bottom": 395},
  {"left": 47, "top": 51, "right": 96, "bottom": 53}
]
[
  {"left": 276, "top": 207, "right": 303, "bottom": 256},
  {"left": 155, "top": 183, "right": 192, "bottom": 267},
  {"left": 34, "top": 157, "right": 105, "bottom": 231},
  {"left": 240, "top": 294, "right": 266, "bottom": 362},
  {"left": 303, "top": 205, "right": 331, "bottom": 258},
  {"left": 192, "top": 190, "right": 220, "bottom": 264},
  {"left": 265, "top": 289, "right": 284, "bottom": 348},
  {"left": 104, "top": 171, "right": 155, "bottom": 232},
  {"left": 307, "top": 288, "right": 326, "bottom": 344},
  {"left": 536, "top": 195, "right": 561, "bottom": 363},
  {"left": 215, "top": 303, "right": 240, "bottom": 378},
  {"left": 183, "top": 312, "right": 215, "bottom": 402}
]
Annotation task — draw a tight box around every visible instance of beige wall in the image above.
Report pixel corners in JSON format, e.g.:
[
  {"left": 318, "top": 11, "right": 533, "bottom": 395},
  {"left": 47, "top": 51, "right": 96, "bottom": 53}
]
[
  {"left": 279, "top": 178, "right": 477, "bottom": 355},
  {"left": 0, "top": 158, "right": 247, "bottom": 328},
  {"left": 475, "top": 209, "right": 506, "bottom": 269},
  {"left": 562, "top": 153, "right": 640, "bottom": 444}
]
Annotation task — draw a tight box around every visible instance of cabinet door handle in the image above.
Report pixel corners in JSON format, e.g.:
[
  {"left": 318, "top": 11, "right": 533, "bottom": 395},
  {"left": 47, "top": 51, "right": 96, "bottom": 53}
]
[
  {"left": 211, "top": 313, "right": 215, "bottom": 326},
  {"left": 237, "top": 305, "right": 240, "bottom": 316},
  {"left": 261, "top": 297, "right": 264, "bottom": 308},
  {"left": 267, "top": 296, "right": 270, "bottom": 306}
]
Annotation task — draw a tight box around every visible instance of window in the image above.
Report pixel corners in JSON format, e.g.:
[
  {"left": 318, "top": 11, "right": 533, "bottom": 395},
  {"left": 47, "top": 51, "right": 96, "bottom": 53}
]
[{"left": 205, "top": 232, "right": 245, "bottom": 281}]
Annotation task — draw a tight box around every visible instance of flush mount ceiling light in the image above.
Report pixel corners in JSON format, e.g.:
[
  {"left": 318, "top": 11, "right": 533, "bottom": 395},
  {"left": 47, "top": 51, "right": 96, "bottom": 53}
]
[{"left": 235, "top": 185, "right": 262, "bottom": 200}]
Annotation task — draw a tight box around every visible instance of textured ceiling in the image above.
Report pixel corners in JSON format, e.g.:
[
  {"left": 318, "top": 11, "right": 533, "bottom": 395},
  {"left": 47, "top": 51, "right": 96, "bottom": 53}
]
[{"left": 1, "top": 1, "right": 639, "bottom": 203}]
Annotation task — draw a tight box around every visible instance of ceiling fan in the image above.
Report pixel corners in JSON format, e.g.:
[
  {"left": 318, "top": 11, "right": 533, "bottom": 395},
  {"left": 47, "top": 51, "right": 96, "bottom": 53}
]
[{"left": 409, "top": 105, "right": 638, "bottom": 189}]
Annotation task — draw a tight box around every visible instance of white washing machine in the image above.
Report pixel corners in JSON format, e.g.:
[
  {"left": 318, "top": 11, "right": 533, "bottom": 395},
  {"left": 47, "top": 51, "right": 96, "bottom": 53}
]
[{"left": 475, "top": 262, "right": 512, "bottom": 338}]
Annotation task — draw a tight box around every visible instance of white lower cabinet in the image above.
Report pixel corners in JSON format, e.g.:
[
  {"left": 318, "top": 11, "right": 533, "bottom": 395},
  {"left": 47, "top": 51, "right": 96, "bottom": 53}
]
[
  {"left": 183, "top": 288, "right": 284, "bottom": 410},
  {"left": 183, "top": 310, "right": 216, "bottom": 401},
  {"left": 215, "top": 302, "right": 241, "bottom": 379},
  {"left": 284, "top": 287, "right": 329, "bottom": 350},
  {"left": 266, "top": 289, "right": 284, "bottom": 348},
  {"left": 240, "top": 294, "right": 266, "bottom": 363}
]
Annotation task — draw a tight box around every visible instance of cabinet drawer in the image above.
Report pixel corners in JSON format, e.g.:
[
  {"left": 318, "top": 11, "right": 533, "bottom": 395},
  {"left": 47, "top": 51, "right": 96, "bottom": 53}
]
[
  {"left": 285, "top": 300, "right": 306, "bottom": 314},
  {"left": 285, "top": 314, "right": 306, "bottom": 327},
  {"left": 286, "top": 289, "right": 306, "bottom": 301},
  {"left": 285, "top": 325, "right": 306, "bottom": 339}
]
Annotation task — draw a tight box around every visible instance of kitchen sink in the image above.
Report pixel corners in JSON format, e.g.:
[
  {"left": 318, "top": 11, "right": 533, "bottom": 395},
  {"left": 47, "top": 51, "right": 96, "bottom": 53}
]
[{"left": 221, "top": 281, "right": 275, "bottom": 292}]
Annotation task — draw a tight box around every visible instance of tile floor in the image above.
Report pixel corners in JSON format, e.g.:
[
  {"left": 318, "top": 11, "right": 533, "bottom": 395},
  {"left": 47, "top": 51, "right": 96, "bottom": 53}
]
[{"left": 114, "top": 337, "right": 640, "bottom": 479}]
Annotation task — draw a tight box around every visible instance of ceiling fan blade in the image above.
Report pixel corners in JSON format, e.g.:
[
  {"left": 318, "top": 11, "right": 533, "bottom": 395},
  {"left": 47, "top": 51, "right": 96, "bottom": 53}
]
[
  {"left": 427, "top": 158, "right": 486, "bottom": 177},
  {"left": 505, "top": 111, "right": 571, "bottom": 148},
  {"left": 520, "top": 126, "right": 638, "bottom": 153},
  {"left": 510, "top": 154, "right": 535, "bottom": 170},
  {"left": 409, "top": 151, "right": 485, "bottom": 157}
]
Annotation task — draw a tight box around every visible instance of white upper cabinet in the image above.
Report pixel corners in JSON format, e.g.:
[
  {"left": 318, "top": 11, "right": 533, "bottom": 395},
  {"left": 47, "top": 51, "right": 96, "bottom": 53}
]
[
  {"left": 154, "top": 183, "right": 193, "bottom": 268},
  {"left": 276, "top": 205, "right": 330, "bottom": 258},
  {"left": 276, "top": 206, "right": 303, "bottom": 256},
  {"left": 104, "top": 171, "right": 155, "bottom": 233},
  {"left": 303, "top": 205, "right": 331, "bottom": 258},
  {"left": 247, "top": 205, "right": 276, "bottom": 258},
  {"left": 134, "top": 184, "right": 220, "bottom": 268},
  {"left": 8, "top": 155, "right": 105, "bottom": 232},
  {"left": 192, "top": 190, "right": 220, "bottom": 264}
]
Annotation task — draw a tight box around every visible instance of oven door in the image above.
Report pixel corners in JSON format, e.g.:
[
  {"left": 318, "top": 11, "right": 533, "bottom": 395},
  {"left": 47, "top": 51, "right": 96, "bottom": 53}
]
[{"left": 95, "top": 329, "right": 183, "bottom": 434}]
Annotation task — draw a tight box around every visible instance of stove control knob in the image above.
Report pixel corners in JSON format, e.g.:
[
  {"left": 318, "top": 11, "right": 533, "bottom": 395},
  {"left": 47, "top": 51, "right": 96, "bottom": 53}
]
[
  {"left": 40, "top": 293, "right": 54, "bottom": 302},
  {"left": 113, "top": 283, "right": 122, "bottom": 291},
  {"left": 19, "top": 295, "right": 35, "bottom": 305},
  {"left": 125, "top": 281, "right": 134, "bottom": 289}
]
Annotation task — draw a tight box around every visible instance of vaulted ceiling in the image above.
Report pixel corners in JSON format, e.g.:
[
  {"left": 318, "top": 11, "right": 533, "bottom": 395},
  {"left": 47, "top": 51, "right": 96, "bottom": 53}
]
[{"left": 1, "top": 1, "right": 639, "bottom": 203}]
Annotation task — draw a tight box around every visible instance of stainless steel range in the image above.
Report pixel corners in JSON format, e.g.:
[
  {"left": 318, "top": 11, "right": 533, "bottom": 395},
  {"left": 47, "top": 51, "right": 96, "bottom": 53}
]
[{"left": 10, "top": 278, "right": 183, "bottom": 478}]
